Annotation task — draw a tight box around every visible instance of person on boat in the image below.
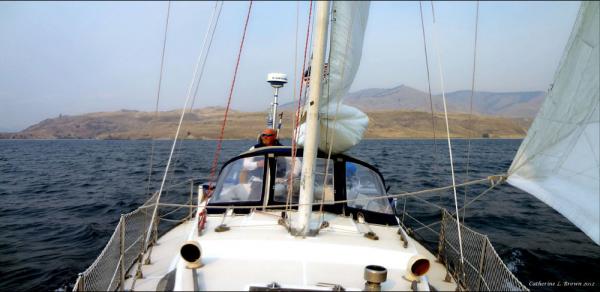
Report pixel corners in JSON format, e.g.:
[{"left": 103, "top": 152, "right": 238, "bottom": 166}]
[
  {"left": 218, "top": 128, "right": 281, "bottom": 201},
  {"left": 250, "top": 128, "right": 282, "bottom": 150},
  {"left": 244, "top": 128, "right": 282, "bottom": 179},
  {"left": 244, "top": 128, "right": 282, "bottom": 171}
]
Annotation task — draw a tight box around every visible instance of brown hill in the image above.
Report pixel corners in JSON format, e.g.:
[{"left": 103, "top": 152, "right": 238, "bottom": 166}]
[
  {"left": 366, "top": 110, "right": 531, "bottom": 139},
  {"left": 3, "top": 108, "right": 531, "bottom": 140}
]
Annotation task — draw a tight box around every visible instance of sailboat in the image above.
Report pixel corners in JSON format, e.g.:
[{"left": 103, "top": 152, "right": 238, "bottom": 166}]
[{"left": 73, "top": 1, "right": 598, "bottom": 291}]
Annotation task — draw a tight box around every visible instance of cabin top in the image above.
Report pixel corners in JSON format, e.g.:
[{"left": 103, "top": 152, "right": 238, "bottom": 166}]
[{"left": 207, "top": 146, "right": 398, "bottom": 225}]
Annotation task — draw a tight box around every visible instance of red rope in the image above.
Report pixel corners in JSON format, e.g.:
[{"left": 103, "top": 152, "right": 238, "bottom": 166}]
[
  {"left": 286, "top": 0, "right": 313, "bottom": 207},
  {"left": 208, "top": 1, "right": 253, "bottom": 187}
]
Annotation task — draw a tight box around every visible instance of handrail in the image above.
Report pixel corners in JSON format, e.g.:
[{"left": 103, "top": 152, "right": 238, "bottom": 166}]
[
  {"left": 137, "top": 177, "right": 495, "bottom": 211},
  {"left": 73, "top": 184, "right": 194, "bottom": 291}
]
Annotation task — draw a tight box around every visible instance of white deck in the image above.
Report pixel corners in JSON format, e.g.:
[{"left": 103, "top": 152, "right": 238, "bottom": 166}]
[{"left": 124, "top": 211, "right": 456, "bottom": 291}]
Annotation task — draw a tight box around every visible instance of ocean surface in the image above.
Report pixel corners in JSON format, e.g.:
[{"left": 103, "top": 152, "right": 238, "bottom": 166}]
[{"left": 0, "top": 139, "right": 598, "bottom": 291}]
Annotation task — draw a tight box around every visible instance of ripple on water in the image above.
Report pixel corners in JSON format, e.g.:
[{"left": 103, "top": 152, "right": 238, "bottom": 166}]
[{"left": 0, "top": 139, "right": 599, "bottom": 291}]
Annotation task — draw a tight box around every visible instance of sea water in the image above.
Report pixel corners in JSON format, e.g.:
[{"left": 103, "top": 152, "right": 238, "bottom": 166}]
[{"left": 0, "top": 139, "right": 598, "bottom": 291}]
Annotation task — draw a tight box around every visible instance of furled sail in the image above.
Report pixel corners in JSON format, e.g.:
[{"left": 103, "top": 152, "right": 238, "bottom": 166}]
[
  {"left": 296, "top": 104, "right": 369, "bottom": 154},
  {"left": 507, "top": 1, "right": 599, "bottom": 244},
  {"left": 298, "top": 1, "right": 370, "bottom": 153}
]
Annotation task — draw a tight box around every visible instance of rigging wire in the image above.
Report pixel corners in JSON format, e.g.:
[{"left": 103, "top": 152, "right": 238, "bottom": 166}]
[
  {"left": 190, "top": 2, "right": 224, "bottom": 111},
  {"left": 207, "top": 0, "right": 254, "bottom": 187},
  {"left": 463, "top": 1, "right": 479, "bottom": 224},
  {"left": 139, "top": 5, "right": 171, "bottom": 280},
  {"left": 418, "top": 1, "right": 441, "bottom": 206},
  {"left": 292, "top": 1, "right": 300, "bottom": 131},
  {"left": 144, "top": 176, "right": 494, "bottom": 210},
  {"left": 163, "top": 1, "right": 223, "bottom": 194},
  {"left": 429, "top": 1, "right": 465, "bottom": 267},
  {"left": 145, "top": 1, "right": 223, "bottom": 247},
  {"left": 319, "top": 2, "right": 357, "bottom": 218},
  {"left": 145, "top": 1, "right": 172, "bottom": 198},
  {"left": 319, "top": 2, "right": 336, "bottom": 217},
  {"left": 286, "top": 0, "right": 314, "bottom": 213},
  {"left": 414, "top": 180, "right": 499, "bottom": 233},
  {"left": 285, "top": 0, "right": 300, "bottom": 211}
]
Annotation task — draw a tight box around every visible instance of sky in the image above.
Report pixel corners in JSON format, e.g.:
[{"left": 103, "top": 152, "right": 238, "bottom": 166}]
[{"left": 0, "top": 1, "right": 580, "bottom": 131}]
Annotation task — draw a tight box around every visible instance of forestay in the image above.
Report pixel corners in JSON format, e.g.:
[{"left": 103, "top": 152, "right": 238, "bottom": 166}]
[
  {"left": 507, "top": 1, "right": 599, "bottom": 244},
  {"left": 298, "top": 1, "right": 370, "bottom": 154}
]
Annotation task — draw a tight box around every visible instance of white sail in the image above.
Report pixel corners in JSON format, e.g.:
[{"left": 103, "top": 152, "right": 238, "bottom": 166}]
[
  {"left": 323, "top": 1, "right": 370, "bottom": 107},
  {"left": 507, "top": 1, "right": 599, "bottom": 244},
  {"left": 296, "top": 103, "right": 369, "bottom": 154},
  {"left": 299, "top": 1, "right": 370, "bottom": 154}
]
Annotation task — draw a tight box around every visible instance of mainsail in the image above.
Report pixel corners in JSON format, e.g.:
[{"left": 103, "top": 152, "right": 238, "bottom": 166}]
[
  {"left": 507, "top": 1, "right": 599, "bottom": 244},
  {"left": 298, "top": 1, "right": 370, "bottom": 153}
]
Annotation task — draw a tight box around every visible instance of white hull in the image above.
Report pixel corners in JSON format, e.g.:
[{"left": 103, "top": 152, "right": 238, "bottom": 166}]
[{"left": 123, "top": 211, "right": 456, "bottom": 291}]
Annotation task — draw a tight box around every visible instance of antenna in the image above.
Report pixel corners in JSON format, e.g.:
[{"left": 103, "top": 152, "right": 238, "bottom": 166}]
[{"left": 266, "top": 73, "right": 288, "bottom": 129}]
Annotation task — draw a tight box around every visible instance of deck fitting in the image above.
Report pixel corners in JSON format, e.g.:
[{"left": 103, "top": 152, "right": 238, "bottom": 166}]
[
  {"left": 364, "top": 231, "right": 379, "bottom": 240},
  {"left": 215, "top": 224, "right": 230, "bottom": 232}
]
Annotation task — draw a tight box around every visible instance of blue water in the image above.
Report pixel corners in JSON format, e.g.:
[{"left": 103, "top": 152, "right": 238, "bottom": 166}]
[{"left": 0, "top": 139, "right": 598, "bottom": 291}]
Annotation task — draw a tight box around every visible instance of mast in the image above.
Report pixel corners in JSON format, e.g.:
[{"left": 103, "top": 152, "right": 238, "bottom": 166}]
[
  {"left": 294, "top": 0, "right": 331, "bottom": 236},
  {"left": 271, "top": 87, "right": 279, "bottom": 129}
]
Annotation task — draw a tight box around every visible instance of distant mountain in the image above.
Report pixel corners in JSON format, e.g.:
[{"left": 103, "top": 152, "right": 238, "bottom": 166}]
[
  {"left": 441, "top": 90, "right": 545, "bottom": 117},
  {"left": 1, "top": 107, "right": 531, "bottom": 140},
  {"left": 282, "top": 85, "right": 545, "bottom": 118},
  {"left": 344, "top": 85, "right": 433, "bottom": 112}
]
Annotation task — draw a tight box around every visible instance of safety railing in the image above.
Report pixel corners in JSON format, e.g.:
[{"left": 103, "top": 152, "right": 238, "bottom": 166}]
[
  {"left": 73, "top": 193, "right": 157, "bottom": 291},
  {"left": 74, "top": 176, "right": 528, "bottom": 291},
  {"left": 438, "top": 209, "right": 529, "bottom": 291},
  {"left": 73, "top": 180, "right": 195, "bottom": 291}
]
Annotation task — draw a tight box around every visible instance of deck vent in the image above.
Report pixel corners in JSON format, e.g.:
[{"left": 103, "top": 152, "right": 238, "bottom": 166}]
[
  {"left": 406, "top": 255, "right": 430, "bottom": 281},
  {"left": 180, "top": 241, "right": 202, "bottom": 269},
  {"left": 364, "top": 265, "right": 387, "bottom": 291}
]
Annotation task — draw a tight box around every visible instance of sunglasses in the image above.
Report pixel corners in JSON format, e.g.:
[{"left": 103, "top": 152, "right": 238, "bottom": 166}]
[{"left": 261, "top": 134, "right": 274, "bottom": 137}]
